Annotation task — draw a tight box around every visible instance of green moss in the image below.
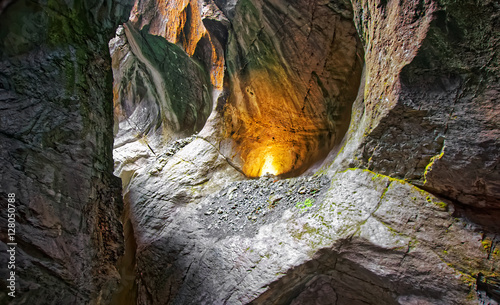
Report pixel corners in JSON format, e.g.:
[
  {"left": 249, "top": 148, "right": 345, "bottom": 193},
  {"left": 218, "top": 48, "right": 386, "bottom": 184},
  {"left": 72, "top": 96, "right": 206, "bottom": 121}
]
[
  {"left": 296, "top": 198, "right": 314, "bottom": 211},
  {"left": 123, "top": 24, "right": 212, "bottom": 134},
  {"left": 46, "top": 0, "right": 92, "bottom": 46},
  {"left": 377, "top": 220, "right": 409, "bottom": 240},
  {"left": 481, "top": 240, "right": 492, "bottom": 252},
  {"left": 340, "top": 168, "right": 408, "bottom": 185},
  {"left": 425, "top": 195, "right": 447, "bottom": 210}
]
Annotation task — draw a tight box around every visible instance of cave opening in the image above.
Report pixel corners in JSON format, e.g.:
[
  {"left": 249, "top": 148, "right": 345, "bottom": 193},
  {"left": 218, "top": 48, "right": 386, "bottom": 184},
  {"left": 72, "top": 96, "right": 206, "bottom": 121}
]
[
  {"left": 107, "top": 0, "right": 365, "bottom": 296},
  {"left": 109, "top": 0, "right": 364, "bottom": 182},
  {"left": 107, "top": 2, "right": 227, "bottom": 303},
  {"left": 110, "top": 0, "right": 364, "bottom": 182},
  {"left": 222, "top": 1, "right": 365, "bottom": 178}
]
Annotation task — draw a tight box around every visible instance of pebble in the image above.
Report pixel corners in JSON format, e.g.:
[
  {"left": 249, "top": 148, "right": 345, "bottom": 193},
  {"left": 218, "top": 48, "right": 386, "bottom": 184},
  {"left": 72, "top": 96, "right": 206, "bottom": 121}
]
[{"left": 199, "top": 174, "right": 330, "bottom": 237}]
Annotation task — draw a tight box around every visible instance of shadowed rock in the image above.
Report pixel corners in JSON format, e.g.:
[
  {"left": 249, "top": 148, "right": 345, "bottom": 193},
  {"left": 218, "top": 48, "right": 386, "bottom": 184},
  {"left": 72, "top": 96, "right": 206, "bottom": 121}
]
[{"left": 0, "top": 0, "right": 132, "bottom": 303}]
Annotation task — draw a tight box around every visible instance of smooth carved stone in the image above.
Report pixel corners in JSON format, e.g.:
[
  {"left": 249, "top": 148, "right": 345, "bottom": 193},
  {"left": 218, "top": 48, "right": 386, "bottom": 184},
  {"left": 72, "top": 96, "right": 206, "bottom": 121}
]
[
  {"left": 110, "top": 23, "right": 213, "bottom": 186},
  {"left": 128, "top": 0, "right": 227, "bottom": 89},
  {"left": 122, "top": 1, "right": 500, "bottom": 304},
  {"left": 1, "top": 0, "right": 499, "bottom": 304}
]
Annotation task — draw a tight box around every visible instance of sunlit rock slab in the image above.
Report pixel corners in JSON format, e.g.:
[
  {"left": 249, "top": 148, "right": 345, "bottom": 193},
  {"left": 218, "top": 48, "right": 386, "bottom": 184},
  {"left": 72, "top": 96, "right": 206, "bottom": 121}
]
[{"left": 128, "top": 167, "right": 498, "bottom": 304}]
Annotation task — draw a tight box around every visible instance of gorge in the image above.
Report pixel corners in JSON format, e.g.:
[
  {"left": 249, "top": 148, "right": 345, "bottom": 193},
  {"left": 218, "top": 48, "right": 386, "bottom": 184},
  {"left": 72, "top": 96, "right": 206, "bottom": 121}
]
[{"left": 0, "top": 0, "right": 499, "bottom": 304}]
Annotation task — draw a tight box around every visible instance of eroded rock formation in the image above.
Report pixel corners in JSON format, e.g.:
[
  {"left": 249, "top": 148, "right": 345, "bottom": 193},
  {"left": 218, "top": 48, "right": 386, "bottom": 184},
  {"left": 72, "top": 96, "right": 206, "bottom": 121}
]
[
  {"left": 0, "top": 0, "right": 499, "bottom": 304},
  {"left": 110, "top": 0, "right": 230, "bottom": 187},
  {"left": 110, "top": 22, "right": 214, "bottom": 186},
  {"left": 114, "top": 0, "right": 499, "bottom": 304},
  {"left": 344, "top": 0, "right": 500, "bottom": 211},
  {"left": 0, "top": 0, "right": 132, "bottom": 303},
  {"left": 221, "top": 0, "right": 364, "bottom": 178}
]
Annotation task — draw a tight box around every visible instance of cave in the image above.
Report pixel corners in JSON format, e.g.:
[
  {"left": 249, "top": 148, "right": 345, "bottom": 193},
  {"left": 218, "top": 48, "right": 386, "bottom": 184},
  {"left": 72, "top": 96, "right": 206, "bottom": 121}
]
[
  {"left": 112, "top": 0, "right": 364, "bottom": 180},
  {"left": 1, "top": 0, "right": 499, "bottom": 304},
  {"left": 219, "top": 0, "right": 364, "bottom": 178},
  {"left": 221, "top": 1, "right": 364, "bottom": 178}
]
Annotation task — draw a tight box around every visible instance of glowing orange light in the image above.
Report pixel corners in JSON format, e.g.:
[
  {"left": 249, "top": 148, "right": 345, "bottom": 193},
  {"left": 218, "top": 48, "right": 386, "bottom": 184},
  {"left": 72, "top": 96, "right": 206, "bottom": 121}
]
[
  {"left": 224, "top": 62, "right": 338, "bottom": 178},
  {"left": 259, "top": 153, "right": 278, "bottom": 176},
  {"left": 129, "top": 0, "right": 224, "bottom": 90},
  {"left": 240, "top": 143, "right": 297, "bottom": 178}
]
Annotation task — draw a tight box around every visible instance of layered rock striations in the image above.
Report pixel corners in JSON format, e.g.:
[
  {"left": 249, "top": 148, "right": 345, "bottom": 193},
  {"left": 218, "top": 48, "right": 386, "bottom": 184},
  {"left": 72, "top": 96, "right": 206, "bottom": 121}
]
[
  {"left": 110, "top": 22, "right": 213, "bottom": 187},
  {"left": 127, "top": 168, "right": 500, "bottom": 304},
  {"left": 0, "top": 0, "right": 131, "bottom": 303},
  {"left": 110, "top": 0, "right": 231, "bottom": 187},
  {"left": 221, "top": 0, "right": 364, "bottom": 178},
  {"left": 339, "top": 0, "right": 500, "bottom": 212},
  {"left": 128, "top": 0, "right": 226, "bottom": 89},
  {"left": 117, "top": 0, "right": 500, "bottom": 304},
  {"left": 0, "top": 0, "right": 499, "bottom": 304}
]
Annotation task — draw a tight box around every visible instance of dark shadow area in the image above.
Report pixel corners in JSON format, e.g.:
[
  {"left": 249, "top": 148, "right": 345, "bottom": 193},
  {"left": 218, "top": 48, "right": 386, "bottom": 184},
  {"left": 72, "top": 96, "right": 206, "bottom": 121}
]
[
  {"left": 247, "top": 244, "right": 399, "bottom": 305},
  {"left": 110, "top": 195, "right": 138, "bottom": 305}
]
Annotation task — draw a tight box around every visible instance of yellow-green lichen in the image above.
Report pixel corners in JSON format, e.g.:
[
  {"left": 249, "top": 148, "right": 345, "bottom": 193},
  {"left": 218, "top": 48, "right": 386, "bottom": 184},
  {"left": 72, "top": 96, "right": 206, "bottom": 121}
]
[
  {"left": 338, "top": 168, "right": 408, "bottom": 185},
  {"left": 425, "top": 195, "right": 447, "bottom": 210},
  {"left": 423, "top": 145, "right": 446, "bottom": 185},
  {"left": 296, "top": 198, "right": 314, "bottom": 211},
  {"left": 481, "top": 239, "right": 492, "bottom": 252},
  {"left": 292, "top": 223, "right": 320, "bottom": 241}
]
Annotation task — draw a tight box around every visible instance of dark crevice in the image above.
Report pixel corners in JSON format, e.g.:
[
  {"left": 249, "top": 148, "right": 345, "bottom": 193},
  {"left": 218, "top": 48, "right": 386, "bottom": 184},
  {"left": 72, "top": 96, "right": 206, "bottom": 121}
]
[
  {"left": 178, "top": 3, "right": 193, "bottom": 47},
  {"left": 202, "top": 18, "right": 229, "bottom": 47},
  {"left": 109, "top": 197, "right": 138, "bottom": 305}
]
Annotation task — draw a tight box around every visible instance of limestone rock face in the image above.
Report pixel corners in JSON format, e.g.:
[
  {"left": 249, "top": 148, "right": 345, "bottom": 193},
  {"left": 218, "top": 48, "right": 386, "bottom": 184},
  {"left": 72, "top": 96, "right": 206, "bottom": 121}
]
[
  {"left": 221, "top": 0, "right": 364, "bottom": 177},
  {"left": 129, "top": 167, "right": 499, "bottom": 304},
  {"left": 338, "top": 0, "right": 500, "bottom": 210},
  {"left": 110, "top": 22, "right": 213, "bottom": 185},
  {"left": 0, "top": 0, "right": 132, "bottom": 303},
  {"left": 110, "top": 0, "right": 230, "bottom": 186},
  {"left": 119, "top": 0, "right": 499, "bottom": 304},
  {"left": 0, "top": 0, "right": 499, "bottom": 304},
  {"left": 127, "top": 0, "right": 228, "bottom": 89}
]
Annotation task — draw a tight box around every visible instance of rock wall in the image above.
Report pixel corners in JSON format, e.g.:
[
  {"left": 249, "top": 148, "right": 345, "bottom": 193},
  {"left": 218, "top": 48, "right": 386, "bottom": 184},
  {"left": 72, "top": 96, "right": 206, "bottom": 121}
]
[
  {"left": 110, "top": 22, "right": 213, "bottom": 186},
  {"left": 119, "top": 0, "right": 500, "bottom": 304},
  {"left": 128, "top": 0, "right": 226, "bottom": 89},
  {"left": 0, "top": 0, "right": 131, "bottom": 303},
  {"left": 337, "top": 0, "right": 500, "bottom": 211},
  {"left": 128, "top": 164, "right": 499, "bottom": 304},
  {"left": 110, "top": 0, "right": 231, "bottom": 187},
  {"left": 0, "top": 0, "right": 498, "bottom": 304},
  {"left": 221, "top": 0, "right": 364, "bottom": 177}
]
